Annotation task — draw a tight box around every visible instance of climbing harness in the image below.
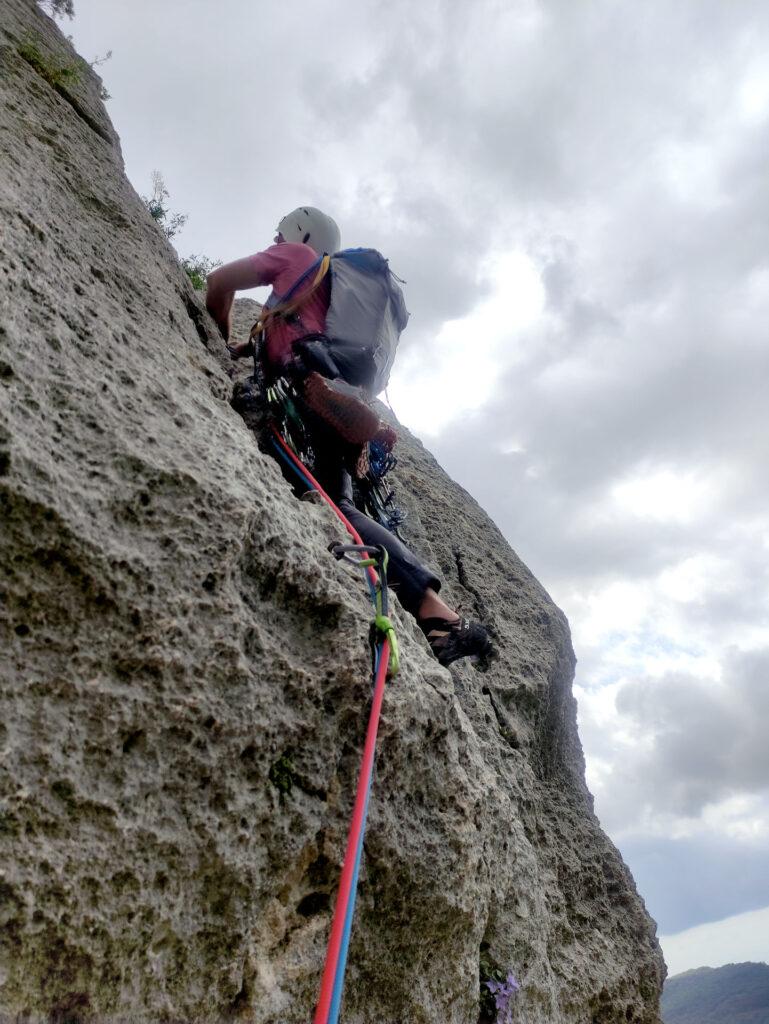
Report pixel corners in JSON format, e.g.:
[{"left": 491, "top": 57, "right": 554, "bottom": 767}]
[
  {"left": 270, "top": 428, "right": 398, "bottom": 1023},
  {"left": 264, "top": 373, "right": 407, "bottom": 541}
]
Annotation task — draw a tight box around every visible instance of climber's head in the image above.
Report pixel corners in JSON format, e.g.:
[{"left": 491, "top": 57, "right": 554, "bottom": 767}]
[{"left": 275, "top": 207, "right": 341, "bottom": 256}]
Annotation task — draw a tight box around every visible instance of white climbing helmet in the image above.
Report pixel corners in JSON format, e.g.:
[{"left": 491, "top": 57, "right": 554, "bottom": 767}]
[{"left": 277, "top": 207, "right": 341, "bottom": 256}]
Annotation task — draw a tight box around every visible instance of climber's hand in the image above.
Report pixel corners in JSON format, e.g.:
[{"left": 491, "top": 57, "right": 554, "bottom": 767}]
[{"left": 227, "top": 339, "right": 254, "bottom": 360}]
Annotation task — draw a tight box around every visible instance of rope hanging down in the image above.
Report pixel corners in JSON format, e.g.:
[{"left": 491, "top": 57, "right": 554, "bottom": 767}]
[{"left": 270, "top": 426, "right": 398, "bottom": 1023}]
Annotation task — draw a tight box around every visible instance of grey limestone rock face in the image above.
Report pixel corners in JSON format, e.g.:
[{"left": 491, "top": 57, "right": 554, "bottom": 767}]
[{"left": 0, "top": 2, "right": 665, "bottom": 1021}]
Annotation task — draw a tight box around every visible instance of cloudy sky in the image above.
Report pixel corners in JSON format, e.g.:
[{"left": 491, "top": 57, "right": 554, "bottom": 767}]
[{"left": 66, "top": 0, "right": 769, "bottom": 977}]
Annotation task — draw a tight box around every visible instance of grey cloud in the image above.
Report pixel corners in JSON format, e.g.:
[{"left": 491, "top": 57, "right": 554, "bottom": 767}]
[
  {"left": 359, "top": 194, "right": 496, "bottom": 337},
  {"left": 426, "top": 434, "right": 708, "bottom": 588},
  {"left": 620, "top": 834, "right": 769, "bottom": 933},
  {"left": 426, "top": 151, "right": 769, "bottom": 583},
  {"left": 297, "top": 0, "right": 769, "bottom": 208},
  {"left": 595, "top": 648, "right": 769, "bottom": 828},
  {"left": 682, "top": 565, "right": 769, "bottom": 635}
]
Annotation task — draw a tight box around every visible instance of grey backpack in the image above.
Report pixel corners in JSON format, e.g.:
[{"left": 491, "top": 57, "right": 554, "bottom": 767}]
[{"left": 266, "top": 248, "right": 410, "bottom": 396}]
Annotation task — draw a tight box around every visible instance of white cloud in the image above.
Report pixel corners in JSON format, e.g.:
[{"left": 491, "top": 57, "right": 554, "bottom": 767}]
[
  {"left": 738, "top": 66, "right": 769, "bottom": 123},
  {"left": 661, "top": 905, "right": 769, "bottom": 977},
  {"left": 655, "top": 139, "right": 725, "bottom": 208},
  {"left": 700, "top": 795, "right": 769, "bottom": 844},
  {"left": 610, "top": 468, "right": 716, "bottom": 525},
  {"left": 571, "top": 580, "right": 652, "bottom": 647},
  {"left": 387, "top": 250, "right": 544, "bottom": 435},
  {"left": 658, "top": 555, "right": 731, "bottom": 604},
  {"left": 580, "top": 647, "right": 769, "bottom": 844}
]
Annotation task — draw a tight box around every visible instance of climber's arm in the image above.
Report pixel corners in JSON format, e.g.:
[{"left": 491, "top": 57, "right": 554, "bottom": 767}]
[{"left": 205, "top": 257, "right": 267, "bottom": 341}]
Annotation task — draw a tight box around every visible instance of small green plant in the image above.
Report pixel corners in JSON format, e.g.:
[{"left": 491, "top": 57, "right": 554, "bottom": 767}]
[
  {"left": 485, "top": 972, "right": 519, "bottom": 1023},
  {"left": 268, "top": 751, "right": 297, "bottom": 795},
  {"left": 88, "top": 49, "right": 112, "bottom": 100},
  {"left": 18, "top": 33, "right": 83, "bottom": 89},
  {"left": 479, "top": 950, "right": 506, "bottom": 1022},
  {"left": 141, "top": 174, "right": 220, "bottom": 285},
  {"left": 89, "top": 50, "right": 111, "bottom": 68},
  {"left": 142, "top": 171, "right": 188, "bottom": 240},
  {"left": 181, "top": 254, "right": 222, "bottom": 291},
  {"left": 479, "top": 948, "right": 520, "bottom": 1023},
  {"left": 18, "top": 33, "right": 111, "bottom": 99}
]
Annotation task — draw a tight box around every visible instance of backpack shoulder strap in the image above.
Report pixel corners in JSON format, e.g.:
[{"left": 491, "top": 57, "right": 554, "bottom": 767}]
[{"left": 249, "top": 254, "right": 331, "bottom": 343}]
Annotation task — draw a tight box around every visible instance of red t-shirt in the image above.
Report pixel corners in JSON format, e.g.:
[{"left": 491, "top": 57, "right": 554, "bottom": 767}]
[{"left": 249, "top": 242, "right": 330, "bottom": 369}]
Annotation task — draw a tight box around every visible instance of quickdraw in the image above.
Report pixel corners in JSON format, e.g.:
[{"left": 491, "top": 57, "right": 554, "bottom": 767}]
[{"left": 330, "top": 543, "right": 401, "bottom": 678}]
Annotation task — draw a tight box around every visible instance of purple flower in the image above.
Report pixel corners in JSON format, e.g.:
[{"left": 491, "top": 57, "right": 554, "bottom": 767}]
[{"left": 485, "top": 973, "right": 520, "bottom": 1023}]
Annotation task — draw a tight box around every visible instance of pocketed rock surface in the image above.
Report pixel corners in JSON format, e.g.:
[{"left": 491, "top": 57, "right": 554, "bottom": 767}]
[{"left": 0, "top": 3, "right": 665, "bottom": 1021}]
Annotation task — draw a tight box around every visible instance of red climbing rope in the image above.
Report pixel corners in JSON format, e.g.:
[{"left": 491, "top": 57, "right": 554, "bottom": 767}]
[
  {"left": 314, "top": 644, "right": 389, "bottom": 1023},
  {"left": 270, "top": 427, "right": 392, "bottom": 1023},
  {"left": 271, "top": 426, "right": 378, "bottom": 588}
]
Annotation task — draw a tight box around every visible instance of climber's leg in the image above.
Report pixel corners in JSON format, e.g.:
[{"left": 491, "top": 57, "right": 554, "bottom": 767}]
[
  {"left": 314, "top": 455, "right": 441, "bottom": 618},
  {"left": 307, "top": 424, "right": 493, "bottom": 664}
]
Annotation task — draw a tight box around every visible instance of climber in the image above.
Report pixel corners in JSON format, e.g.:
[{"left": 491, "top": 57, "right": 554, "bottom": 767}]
[{"left": 205, "top": 206, "right": 492, "bottom": 666}]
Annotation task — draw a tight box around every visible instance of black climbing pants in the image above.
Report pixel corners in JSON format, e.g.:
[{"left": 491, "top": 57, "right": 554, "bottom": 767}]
[{"left": 310, "top": 435, "right": 441, "bottom": 619}]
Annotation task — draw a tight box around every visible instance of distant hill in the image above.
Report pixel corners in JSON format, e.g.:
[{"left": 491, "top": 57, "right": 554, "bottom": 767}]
[{"left": 662, "top": 962, "right": 769, "bottom": 1023}]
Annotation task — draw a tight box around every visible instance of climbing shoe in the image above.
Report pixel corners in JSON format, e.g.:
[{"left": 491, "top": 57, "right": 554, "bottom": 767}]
[
  {"left": 420, "top": 617, "right": 493, "bottom": 667},
  {"left": 301, "top": 371, "right": 380, "bottom": 446}
]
